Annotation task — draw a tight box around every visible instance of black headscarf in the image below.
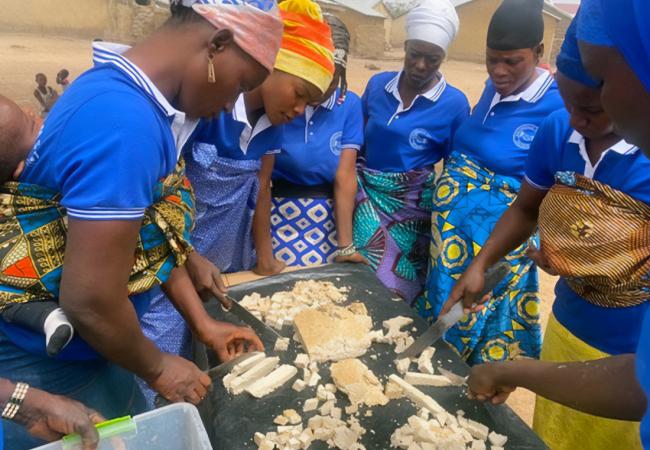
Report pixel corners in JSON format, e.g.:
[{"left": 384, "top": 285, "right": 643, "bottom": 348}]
[
  {"left": 487, "top": 0, "right": 544, "bottom": 51},
  {"left": 323, "top": 13, "right": 351, "bottom": 102}
]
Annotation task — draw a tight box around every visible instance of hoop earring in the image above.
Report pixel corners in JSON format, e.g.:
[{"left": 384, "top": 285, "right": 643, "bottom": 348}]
[{"left": 207, "top": 56, "right": 216, "bottom": 84}]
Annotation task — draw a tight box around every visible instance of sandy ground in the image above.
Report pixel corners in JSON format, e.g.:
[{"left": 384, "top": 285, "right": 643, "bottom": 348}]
[{"left": 0, "top": 31, "right": 557, "bottom": 426}]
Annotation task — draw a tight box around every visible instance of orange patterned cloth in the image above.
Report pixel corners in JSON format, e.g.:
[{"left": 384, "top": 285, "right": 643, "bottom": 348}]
[
  {"left": 275, "top": 0, "right": 335, "bottom": 93},
  {"left": 538, "top": 171, "right": 650, "bottom": 308}
]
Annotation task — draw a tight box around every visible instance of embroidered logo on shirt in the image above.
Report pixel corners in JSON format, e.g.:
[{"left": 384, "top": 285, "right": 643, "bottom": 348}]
[
  {"left": 409, "top": 128, "right": 432, "bottom": 150},
  {"left": 330, "top": 131, "right": 343, "bottom": 156},
  {"left": 513, "top": 124, "right": 539, "bottom": 150}
]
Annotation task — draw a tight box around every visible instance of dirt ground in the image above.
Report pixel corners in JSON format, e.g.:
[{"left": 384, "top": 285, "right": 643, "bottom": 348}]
[{"left": 0, "top": 31, "right": 557, "bottom": 427}]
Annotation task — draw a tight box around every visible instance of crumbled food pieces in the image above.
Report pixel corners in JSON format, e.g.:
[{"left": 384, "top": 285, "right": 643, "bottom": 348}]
[
  {"left": 417, "top": 347, "right": 435, "bottom": 375},
  {"left": 283, "top": 409, "right": 302, "bottom": 425},
  {"left": 294, "top": 303, "right": 373, "bottom": 362},
  {"left": 292, "top": 379, "right": 306, "bottom": 392},
  {"left": 240, "top": 281, "right": 349, "bottom": 329},
  {"left": 330, "top": 359, "right": 388, "bottom": 407},
  {"left": 294, "top": 353, "right": 310, "bottom": 369},
  {"left": 274, "top": 337, "right": 290, "bottom": 352}
]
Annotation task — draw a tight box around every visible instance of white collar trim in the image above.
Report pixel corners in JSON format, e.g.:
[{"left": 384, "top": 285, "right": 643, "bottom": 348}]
[
  {"left": 489, "top": 68, "right": 554, "bottom": 108},
  {"left": 568, "top": 130, "right": 639, "bottom": 178},
  {"left": 92, "top": 41, "right": 198, "bottom": 155},
  {"left": 232, "top": 94, "right": 273, "bottom": 155},
  {"left": 384, "top": 71, "right": 448, "bottom": 103}
]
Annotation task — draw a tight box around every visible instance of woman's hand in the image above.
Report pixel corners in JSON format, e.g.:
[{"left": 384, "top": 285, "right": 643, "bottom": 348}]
[
  {"left": 147, "top": 353, "right": 212, "bottom": 404},
  {"left": 17, "top": 388, "right": 105, "bottom": 450},
  {"left": 467, "top": 363, "right": 517, "bottom": 405},
  {"left": 185, "top": 251, "right": 230, "bottom": 308},
  {"left": 197, "top": 319, "right": 264, "bottom": 362},
  {"left": 440, "top": 262, "right": 491, "bottom": 315}
]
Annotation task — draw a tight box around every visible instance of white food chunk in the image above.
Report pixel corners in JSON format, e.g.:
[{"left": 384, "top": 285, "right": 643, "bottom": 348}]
[
  {"left": 417, "top": 347, "right": 435, "bottom": 375},
  {"left": 294, "top": 353, "right": 310, "bottom": 369},
  {"left": 303, "top": 398, "right": 319, "bottom": 412},
  {"left": 387, "top": 375, "right": 444, "bottom": 414},
  {"left": 274, "top": 415, "right": 289, "bottom": 426},
  {"left": 404, "top": 372, "right": 454, "bottom": 387},
  {"left": 258, "top": 438, "right": 275, "bottom": 450},
  {"left": 228, "top": 357, "right": 280, "bottom": 395},
  {"left": 488, "top": 431, "right": 508, "bottom": 447},
  {"left": 292, "top": 379, "right": 306, "bottom": 392},
  {"left": 283, "top": 409, "right": 302, "bottom": 425},
  {"left": 254, "top": 432, "right": 265, "bottom": 446},
  {"left": 395, "top": 357, "right": 412, "bottom": 375},
  {"left": 246, "top": 364, "right": 298, "bottom": 398},
  {"left": 274, "top": 337, "right": 290, "bottom": 352},
  {"left": 232, "top": 353, "right": 266, "bottom": 376}
]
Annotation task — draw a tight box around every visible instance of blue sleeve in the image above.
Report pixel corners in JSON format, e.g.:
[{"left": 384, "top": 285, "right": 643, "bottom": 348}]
[
  {"left": 340, "top": 93, "right": 364, "bottom": 150},
  {"left": 265, "top": 126, "right": 283, "bottom": 155},
  {"left": 57, "top": 94, "right": 167, "bottom": 220},
  {"left": 524, "top": 113, "right": 564, "bottom": 190},
  {"left": 447, "top": 94, "right": 470, "bottom": 157}
]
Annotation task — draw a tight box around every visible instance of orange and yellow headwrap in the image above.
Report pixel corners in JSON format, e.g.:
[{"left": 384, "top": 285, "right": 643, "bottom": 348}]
[{"left": 276, "top": 0, "right": 335, "bottom": 94}]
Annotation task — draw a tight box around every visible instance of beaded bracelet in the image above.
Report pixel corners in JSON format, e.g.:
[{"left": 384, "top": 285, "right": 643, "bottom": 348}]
[
  {"left": 2, "top": 382, "right": 29, "bottom": 420},
  {"left": 336, "top": 244, "right": 357, "bottom": 257}
]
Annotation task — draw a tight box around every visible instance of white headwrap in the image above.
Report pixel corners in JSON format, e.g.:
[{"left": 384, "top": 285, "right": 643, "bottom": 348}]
[{"left": 406, "top": 0, "right": 459, "bottom": 53}]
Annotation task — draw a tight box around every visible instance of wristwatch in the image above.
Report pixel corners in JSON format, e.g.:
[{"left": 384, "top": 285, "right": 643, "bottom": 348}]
[{"left": 2, "top": 382, "right": 29, "bottom": 420}]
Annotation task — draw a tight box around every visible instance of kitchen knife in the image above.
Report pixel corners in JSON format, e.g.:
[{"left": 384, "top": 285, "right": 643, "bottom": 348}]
[
  {"left": 222, "top": 294, "right": 282, "bottom": 340},
  {"left": 398, "top": 261, "right": 512, "bottom": 358}
]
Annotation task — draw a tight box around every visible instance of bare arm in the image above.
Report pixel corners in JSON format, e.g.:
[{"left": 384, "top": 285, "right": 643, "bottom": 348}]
[
  {"left": 441, "top": 182, "right": 547, "bottom": 314},
  {"left": 252, "top": 154, "right": 285, "bottom": 275},
  {"left": 59, "top": 219, "right": 209, "bottom": 403},
  {"left": 468, "top": 356, "right": 646, "bottom": 421}
]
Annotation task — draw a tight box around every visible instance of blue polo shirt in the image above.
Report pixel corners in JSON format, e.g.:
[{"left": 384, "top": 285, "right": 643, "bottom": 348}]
[
  {"left": 190, "top": 94, "right": 282, "bottom": 163},
  {"left": 525, "top": 108, "right": 650, "bottom": 355},
  {"left": 273, "top": 89, "right": 364, "bottom": 186},
  {"left": 453, "top": 68, "right": 563, "bottom": 179},
  {"left": 0, "top": 42, "right": 197, "bottom": 360},
  {"left": 362, "top": 71, "right": 469, "bottom": 172},
  {"left": 638, "top": 309, "right": 650, "bottom": 448}
]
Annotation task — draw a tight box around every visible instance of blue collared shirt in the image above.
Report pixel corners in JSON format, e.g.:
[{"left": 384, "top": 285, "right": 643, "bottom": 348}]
[
  {"left": 273, "top": 89, "right": 364, "bottom": 185},
  {"left": 190, "top": 94, "right": 282, "bottom": 162},
  {"left": 452, "top": 68, "right": 563, "bottom": 179},
  {"left": 525, "top": 108, "right": 650, "bottom": 355},
  {"left": 361, "top": 71, "right": 470, "bottom": 172},
  {"left": 1, "top": 42, "right": 196, "bottom": 360}
]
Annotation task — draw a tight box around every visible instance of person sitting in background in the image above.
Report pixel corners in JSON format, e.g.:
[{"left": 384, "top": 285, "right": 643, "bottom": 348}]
[
  {"left": 450, "top": 15, "right": 649, "bottom": 449},
  {"left": 270, "top": 14, "right": 365, "bottom": 267},
  {"left": 467, "top": 2, "right": 650, "bottom": 449},
  {"left": 56, "top": 69, "right": 70, "bottom": 92},
  {"left": 423, "top": 0, "right": 564, "bottom": 365},
  {"left": 33, "top": 73, "right": 57, "bottom": 118},
  {"left": 353, "top": 0, "right": 469, "bottom": 305},
  {"left": 138, "top": 0, "right": 335, "bottom": 407}
]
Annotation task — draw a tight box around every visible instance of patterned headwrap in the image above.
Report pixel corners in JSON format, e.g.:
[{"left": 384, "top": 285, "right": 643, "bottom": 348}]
[
  {"left": 600, "top": 0, "right": 650, "bottom": 94},
  {"left": 324, "top": 13, "right": 350, "bottom": 102},
  {"left": 173, "top": 0, "right": 284, "bottom": 73},
  {"left": 556, "top": 17, "right": 599, "bottom": 89},
  {"left": 275, "top": 0, "right": 335, "bottom": 94}
]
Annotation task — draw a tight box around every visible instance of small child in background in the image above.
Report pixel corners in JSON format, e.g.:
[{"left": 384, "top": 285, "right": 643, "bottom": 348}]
[
  {"left": 56, "top": 69, "right": 70, "bottom": 92},
  {"left": 33, "top": 73, "right": 58, "bottom": 117}
]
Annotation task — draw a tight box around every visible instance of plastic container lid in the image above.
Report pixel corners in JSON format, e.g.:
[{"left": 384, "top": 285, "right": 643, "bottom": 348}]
[{"left": 32, "top": 403, "right": 211, "bottom": 450}]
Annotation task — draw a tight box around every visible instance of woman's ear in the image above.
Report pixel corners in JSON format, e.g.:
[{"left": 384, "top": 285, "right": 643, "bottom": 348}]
[
  {"left": 535, "top": 43, "right": 545, "bottom": 62},
  {"left": 209, "top": 28, "right": 235, "bottom": 56}
]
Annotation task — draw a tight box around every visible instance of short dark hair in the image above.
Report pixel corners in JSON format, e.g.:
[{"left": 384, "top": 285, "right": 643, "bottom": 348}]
[
  {"left": 166, "top": 3, "right": 206, "bottom": 26},
  {"left": 58, "top": 69, "right": 69, "bottom": 78}
]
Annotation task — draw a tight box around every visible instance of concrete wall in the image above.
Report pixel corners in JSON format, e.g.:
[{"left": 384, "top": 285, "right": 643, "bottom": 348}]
[
  {"left": 320, "top": 4, "right": 386, "bottom": 59},
  {"left": 389, "top": 0, "right": 559, "bottom": 65},
  {"left": 0, "top": 0, "right": 111, "bottom": 38},
  {"left": 0, "top": 0, "right": 170, "bottom": 44}
]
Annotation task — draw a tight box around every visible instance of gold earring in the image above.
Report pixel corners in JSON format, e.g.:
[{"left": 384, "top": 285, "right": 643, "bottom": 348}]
[{"left": 207, "top": 56, "right": 216, "bottom": 84}]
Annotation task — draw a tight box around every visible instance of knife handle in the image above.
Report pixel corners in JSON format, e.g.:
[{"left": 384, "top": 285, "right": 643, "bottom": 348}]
[{"left": 441, "top": 302, "right": 465, "bottom": 329}]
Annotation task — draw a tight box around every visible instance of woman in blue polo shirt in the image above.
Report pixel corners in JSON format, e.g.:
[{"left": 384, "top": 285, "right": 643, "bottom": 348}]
[
  {"left": 271, "top": 14, "right": 365, "bottom": 266},
  {"left": 423, "top": 0, "right": 564, "bottom": 365},
  {"left": 0, "top": 1, "right": 285, "bottom": 447},
  {"left": 138, "top": 0, "right": 335, "bottom": 401},
  {"left": 353, "top": 0, "right": 469, "bottom": 304},
  {"left": 449, "top": 16, "right": 649, "bottom": 449}
]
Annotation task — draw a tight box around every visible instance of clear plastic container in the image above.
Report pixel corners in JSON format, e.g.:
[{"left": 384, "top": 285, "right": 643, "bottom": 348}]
[{"left": 33, "top": 403, "right": 212, "bottom": 450}]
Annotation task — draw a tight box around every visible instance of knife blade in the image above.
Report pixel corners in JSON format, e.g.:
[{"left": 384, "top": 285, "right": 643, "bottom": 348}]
[
  {"left": 222, "top": 294, "right": 282, "bottom": 340},
  {"left": 206, "top": 351, "right": 264, "bottom": 379},
  {"left": 398, "top": 261, "right": 512, "bottom": 358}
]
